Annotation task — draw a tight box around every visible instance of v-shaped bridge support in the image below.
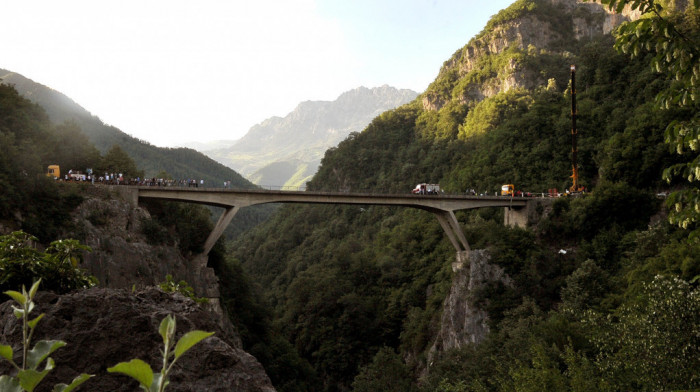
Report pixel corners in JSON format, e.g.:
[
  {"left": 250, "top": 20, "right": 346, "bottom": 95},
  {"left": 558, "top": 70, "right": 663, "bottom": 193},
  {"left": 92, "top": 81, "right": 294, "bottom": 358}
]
[
  {"left": 203, "top": 206, "right": 240, "bottom": 256},
  {"left": 433, "top": 210, "right": 470, "bottom": 253}
]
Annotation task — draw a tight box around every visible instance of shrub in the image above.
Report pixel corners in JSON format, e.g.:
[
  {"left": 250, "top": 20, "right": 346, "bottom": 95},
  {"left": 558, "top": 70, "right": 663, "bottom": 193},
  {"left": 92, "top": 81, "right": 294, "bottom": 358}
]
[{"left": 0, "top": 231, "right": 97, "bottom": 293}]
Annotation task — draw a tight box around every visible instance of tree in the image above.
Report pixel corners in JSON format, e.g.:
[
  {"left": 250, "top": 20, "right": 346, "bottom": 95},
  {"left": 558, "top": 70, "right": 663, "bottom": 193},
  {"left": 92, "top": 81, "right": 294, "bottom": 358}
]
[
  {"left": 51, "top": 120, "right": 101, "bottom": 172},
  {"left": 98, "top": 145, "right": 143, "bottom": 179},
  {"left": 585, "top": 276, "right": 700, "bottom": 391},
  {"left": 593, "top": 0, "right": 700, "bottom": 235},
  {"left": 351, "top": 347, "right": 415, "bottom": 392},
  {"left": 0, "top": 231, "right": 97, "bottom": 293}
]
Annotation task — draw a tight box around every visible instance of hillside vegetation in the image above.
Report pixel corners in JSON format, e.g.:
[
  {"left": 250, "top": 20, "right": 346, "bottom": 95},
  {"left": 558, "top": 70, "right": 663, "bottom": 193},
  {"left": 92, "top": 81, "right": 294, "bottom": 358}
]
[
  {"left": 230, "top": 1, "right": 700, "bottom": 391},
  {"left": 0, "top": 68, "right": 253, "bottom": 187}
]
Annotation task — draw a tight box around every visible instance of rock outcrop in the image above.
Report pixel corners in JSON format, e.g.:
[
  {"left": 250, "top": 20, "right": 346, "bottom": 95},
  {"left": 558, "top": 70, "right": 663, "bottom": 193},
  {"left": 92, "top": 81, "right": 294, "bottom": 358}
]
[
  {"left": 426, "top": 250, "right": 512, "bottom": 367},
  {"left": 0, "top": 287, "right": 275, "bottom": 391},
  {"left": 66, "top": 185, "right": 219, "bottom": 298},
  {"left": 422, "top": 0, "right": 642, "bottom": 112}
]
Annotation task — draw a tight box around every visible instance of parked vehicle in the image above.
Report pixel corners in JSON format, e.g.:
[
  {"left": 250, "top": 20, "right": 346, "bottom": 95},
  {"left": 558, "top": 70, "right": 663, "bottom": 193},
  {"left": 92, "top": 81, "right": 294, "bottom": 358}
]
[
  {"left": 501, "top": 184, "right": 515, "bottom": 196},
  {"left": 46, "top": 165, "right": 60, "bottom": 179},
  {"left": 412, "top": 183, "right": 440, "bottom": 195}
]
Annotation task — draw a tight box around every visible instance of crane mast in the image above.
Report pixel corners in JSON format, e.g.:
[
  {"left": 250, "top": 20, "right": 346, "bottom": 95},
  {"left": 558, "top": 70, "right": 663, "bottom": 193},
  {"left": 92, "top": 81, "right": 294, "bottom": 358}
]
[{"left": 569, "top": 65, "right": 584, "bottom": 194}]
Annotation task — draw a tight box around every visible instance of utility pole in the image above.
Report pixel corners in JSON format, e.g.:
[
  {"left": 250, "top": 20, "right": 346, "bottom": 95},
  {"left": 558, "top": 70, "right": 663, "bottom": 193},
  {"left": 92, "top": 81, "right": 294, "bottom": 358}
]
[{"left": 569, "top": 64, "right": 584, "bottom": 193}]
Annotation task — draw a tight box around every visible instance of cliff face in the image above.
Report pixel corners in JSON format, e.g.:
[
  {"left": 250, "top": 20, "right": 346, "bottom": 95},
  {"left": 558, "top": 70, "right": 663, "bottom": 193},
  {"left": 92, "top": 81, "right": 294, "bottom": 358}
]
[
  {"left": 426, "top": 250, "right": 512, "bottom": 366},
  {"left": 0, "top": 287, "right": 275, "bottom": 392},
  {"left": 0, "top": 186, "right": 275, "bottom": 390},
  {"left": 421, "top": 0, "right": 641, "bottom": 112},
  {"left": 65, "top": 186, "right": 219, "bottom": 298}
]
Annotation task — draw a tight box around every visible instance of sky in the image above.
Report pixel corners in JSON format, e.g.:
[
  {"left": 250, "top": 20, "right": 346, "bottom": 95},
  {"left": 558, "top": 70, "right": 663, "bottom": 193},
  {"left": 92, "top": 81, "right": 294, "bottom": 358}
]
[{"left": 2, "top": 0, "right": 514, "bottom": 147}]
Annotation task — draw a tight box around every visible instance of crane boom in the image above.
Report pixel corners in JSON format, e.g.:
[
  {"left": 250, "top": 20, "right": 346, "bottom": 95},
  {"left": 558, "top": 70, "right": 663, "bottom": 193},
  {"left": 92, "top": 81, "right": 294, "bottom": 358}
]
[{"left": 569, "top": 65, "right": 584, "bottom": 193}]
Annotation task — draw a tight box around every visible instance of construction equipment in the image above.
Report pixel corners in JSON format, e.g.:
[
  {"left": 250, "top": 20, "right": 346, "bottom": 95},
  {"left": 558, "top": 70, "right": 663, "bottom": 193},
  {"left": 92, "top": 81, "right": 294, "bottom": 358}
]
[
  {"left": 501, "top": 184, "right": 515, "bottom": 196},
  {"left": 46, "top": 165, "right": 60, "bottom": 179},
  {"left": 569, "top": 65, "right": 585, "bottom": 194}
]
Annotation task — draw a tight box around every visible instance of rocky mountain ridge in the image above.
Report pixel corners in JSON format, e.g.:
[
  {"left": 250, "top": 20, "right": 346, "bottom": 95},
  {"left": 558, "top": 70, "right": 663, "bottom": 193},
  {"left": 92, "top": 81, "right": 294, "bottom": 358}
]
[
  {"left": 205, "top": 85, "right": 417, "bottom": 188},
  {"left": 422, "top": 0, "right": 641, "bottom": 112}
]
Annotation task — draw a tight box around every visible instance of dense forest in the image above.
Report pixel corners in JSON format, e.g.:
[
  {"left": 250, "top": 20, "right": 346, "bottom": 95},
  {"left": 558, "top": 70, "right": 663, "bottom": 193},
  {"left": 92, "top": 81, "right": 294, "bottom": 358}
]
[{"left": 229, "top": 1, "right": 700, "bottom": 391}]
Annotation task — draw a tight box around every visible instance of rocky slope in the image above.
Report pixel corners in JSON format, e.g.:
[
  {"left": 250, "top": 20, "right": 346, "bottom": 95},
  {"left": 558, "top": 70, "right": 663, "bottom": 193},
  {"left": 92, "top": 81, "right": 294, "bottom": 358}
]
[
  {"left": 421, "top": 0, "right": 641, "bottom": 112},
  {"left": 0, "top": 287, "right": 275, "bottom": 392},
  {"left": 65, "top": 185, "right": 219, "bottom": 298},
  {"left": 205, "top": 85, "right": 417, "bottom": 188},
  {"left": 0, "top": 184, "right": 275, "bottom": 390}
]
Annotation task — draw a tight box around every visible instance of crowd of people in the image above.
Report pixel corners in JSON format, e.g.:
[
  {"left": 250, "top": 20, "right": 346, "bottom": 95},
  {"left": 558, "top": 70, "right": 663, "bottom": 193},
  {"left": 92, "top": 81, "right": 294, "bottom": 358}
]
[{"left": 61, "top": 170, "right": 233, "bottom": 188}]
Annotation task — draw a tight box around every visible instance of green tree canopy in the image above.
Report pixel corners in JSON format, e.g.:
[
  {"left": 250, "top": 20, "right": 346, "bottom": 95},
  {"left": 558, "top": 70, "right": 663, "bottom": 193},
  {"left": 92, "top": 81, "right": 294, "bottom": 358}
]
[{"left": 98, "top": 144, "right": 143, "bottom": 178}]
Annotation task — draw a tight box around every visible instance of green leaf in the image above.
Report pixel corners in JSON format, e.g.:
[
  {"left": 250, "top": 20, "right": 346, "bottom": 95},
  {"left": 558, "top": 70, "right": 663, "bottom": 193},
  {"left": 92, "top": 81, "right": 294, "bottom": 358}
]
[
  {"left": 26, "top": 340, "right": 66, "bottom": 370},
  {"left": 0, "top": 344, "right": 14, "bottom": 361},
  {"left": 0, "top": 375, "right": 23, "bottom": 392},
  {"left": 28, "top": 314, "right": 45, "bottom": 329},
  {"left": 4, "top": 290, "right": 26, "bottom": 306},
  {"left": 617, "top": 0, "right": 630, "bottom": 13},
  {"left": 52, "top": 373, "right": 93, "bottom": 392},
  {"left": 158, "top": 315, "right": 176, "bottom": 344},
  {"left": 18, "top": 357, "right": 54, "bottom": 392},
  {"left": 28, "top": 280, "right": 41, "bottom": 300},
  {"left": 12, "top": 307, "right": 24, "bottom": 320},
  {"left": 108, "top": 359, "right": 154, "bottom": 389},
  {"left": 173, "top": 330, "right": 214, "bottom": 360}
]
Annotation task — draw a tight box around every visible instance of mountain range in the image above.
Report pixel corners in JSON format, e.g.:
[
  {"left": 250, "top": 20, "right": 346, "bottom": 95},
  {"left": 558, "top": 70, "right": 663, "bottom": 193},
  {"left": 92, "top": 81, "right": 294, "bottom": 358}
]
[{"left": 202, "top": 85, "right": 417, "bottom": 188}]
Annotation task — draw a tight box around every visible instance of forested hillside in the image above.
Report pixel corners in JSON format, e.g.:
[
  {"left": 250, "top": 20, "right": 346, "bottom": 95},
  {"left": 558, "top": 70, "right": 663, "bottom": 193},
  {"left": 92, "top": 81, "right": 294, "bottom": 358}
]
[
  {"left": 229, "top": 1, "right": 700, "bottom": 391},
  {"left": 1, "top": 69, "right": 274, "bottom": 239},
  {"left": 0, "top": 68, "right": 252, "bottom": 187}
]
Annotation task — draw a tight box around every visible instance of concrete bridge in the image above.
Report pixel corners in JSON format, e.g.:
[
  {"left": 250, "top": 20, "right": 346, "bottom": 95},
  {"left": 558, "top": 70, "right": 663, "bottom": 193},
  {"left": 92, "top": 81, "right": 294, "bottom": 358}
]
[{"left": 129, "top": 187, "right": 533, "bottom": 257}]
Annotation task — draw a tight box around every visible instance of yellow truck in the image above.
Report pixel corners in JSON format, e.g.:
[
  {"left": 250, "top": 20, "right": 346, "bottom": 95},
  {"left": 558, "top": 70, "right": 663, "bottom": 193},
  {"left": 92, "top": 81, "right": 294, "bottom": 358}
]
[
  {"left": 501, "top": 184, "right": 515, "bottom": 196},
  {"left": 47, "top": 165, "right": 60, "bottom": 179}
]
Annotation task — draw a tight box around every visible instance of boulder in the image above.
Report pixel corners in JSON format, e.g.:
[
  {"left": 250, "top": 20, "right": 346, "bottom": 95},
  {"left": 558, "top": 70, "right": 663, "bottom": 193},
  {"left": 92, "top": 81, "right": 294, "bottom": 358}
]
[{"left": 0, "top": 287, "right": 275, "bottom": 392}]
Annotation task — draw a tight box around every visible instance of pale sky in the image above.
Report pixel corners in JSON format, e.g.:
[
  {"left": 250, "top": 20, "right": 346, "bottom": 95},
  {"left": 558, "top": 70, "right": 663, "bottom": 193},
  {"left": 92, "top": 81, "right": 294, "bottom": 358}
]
[{"left": 2, "top": 0, "right": 514, "bottom": 147}]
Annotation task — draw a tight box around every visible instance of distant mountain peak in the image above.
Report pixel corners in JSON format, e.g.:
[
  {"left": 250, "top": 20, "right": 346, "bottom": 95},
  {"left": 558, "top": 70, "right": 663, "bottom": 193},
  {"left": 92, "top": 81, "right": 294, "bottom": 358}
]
[{"left": 203, "top": 85, "right": 418, "bottom": 187}]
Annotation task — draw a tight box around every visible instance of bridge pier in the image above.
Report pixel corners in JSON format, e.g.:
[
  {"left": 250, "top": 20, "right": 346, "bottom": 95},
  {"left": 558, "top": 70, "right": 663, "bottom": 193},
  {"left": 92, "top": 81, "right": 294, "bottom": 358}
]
[
  {"left": 433, "top": 210, "right": 470, "bottom": 253},
  {"left": 203, "top": 206, "right": 240, "bottom": 256}
]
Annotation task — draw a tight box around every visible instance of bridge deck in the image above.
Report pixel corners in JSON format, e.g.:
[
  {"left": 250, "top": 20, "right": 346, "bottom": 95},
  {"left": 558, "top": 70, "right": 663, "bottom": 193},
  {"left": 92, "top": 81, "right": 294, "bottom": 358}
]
[
  {"left": 136, "top": 187, "right": 529, "bottom": 211},
  {"left": 133, "top": 186, "right": 532, "bottom": 255}
]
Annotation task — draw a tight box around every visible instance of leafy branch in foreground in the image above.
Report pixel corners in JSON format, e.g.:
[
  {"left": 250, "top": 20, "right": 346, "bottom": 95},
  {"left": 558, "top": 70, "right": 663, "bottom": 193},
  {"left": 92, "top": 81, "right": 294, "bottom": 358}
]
[
  {"left": 592, "top": 0, "right": 700, "bottom": 235},
  {"left": 108, "top": 315, "right": 214, "bottom": 392},
  {"left": 0, "top": 280, "right": 93, "bottom": 392}
]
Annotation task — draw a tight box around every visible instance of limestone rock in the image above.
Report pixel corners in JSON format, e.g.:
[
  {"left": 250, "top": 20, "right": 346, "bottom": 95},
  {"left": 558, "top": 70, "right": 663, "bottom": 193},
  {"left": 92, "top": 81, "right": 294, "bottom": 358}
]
[
  {"left": 427, "top": 250, "right": 511, "bottom": 367},
  {"left": 422, "top": 0, "right": 642, "bottom": 113},
  {"left": 0, "top": 287, "right": 275, "bottom": 392},
  {"left": 66, "top": 186, "right": 219, "bottom": 298}
]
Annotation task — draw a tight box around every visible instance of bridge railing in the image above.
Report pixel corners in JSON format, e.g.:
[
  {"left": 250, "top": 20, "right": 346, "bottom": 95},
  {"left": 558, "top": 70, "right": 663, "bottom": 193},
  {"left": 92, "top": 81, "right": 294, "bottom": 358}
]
[{"left": 94, "top": 179, "right": 556, "bottom": 198}]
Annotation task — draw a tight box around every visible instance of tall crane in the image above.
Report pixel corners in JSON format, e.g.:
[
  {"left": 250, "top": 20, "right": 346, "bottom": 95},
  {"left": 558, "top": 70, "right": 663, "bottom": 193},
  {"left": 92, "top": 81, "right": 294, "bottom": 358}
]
[{"left": 569, "top": 65, "right": 585, "bottom": 194}]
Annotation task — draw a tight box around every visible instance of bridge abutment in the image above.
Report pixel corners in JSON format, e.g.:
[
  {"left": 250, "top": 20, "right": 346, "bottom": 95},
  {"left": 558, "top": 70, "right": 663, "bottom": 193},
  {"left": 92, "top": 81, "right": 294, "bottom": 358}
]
[{"left": 504, "top": 198, "right": 552, "bottom": 228}]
